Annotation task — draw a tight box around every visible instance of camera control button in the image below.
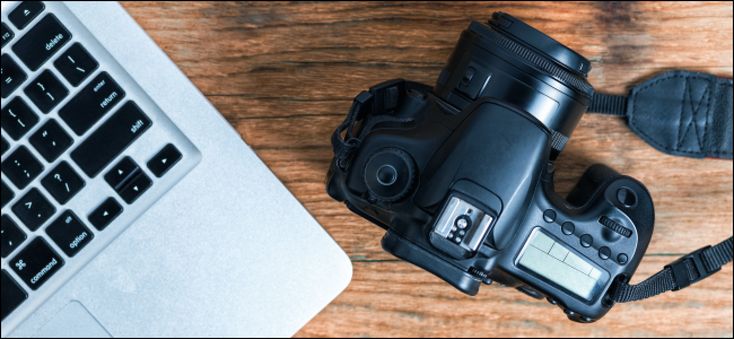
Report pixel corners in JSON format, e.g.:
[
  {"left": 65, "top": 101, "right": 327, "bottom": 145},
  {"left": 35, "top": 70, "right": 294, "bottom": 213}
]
[
  {"left": 599, "top": 216, "right": 632, "bottom": 238},
  {"left": 598, "top": 246, "right": 611, "bottom": 260},
  {"left": 561, "top": 221, "right": 575, "bottom": 235},
  {"left": 542, "top": 209, "right": 556, "bottom": 223},
  {"left": 617, "top": 253, "right": 628, "bottom": 265},
  {"left": 455, "top": 62, "right": 489, "bottom": 99},
  {"left": 461, "top": 67, "right": 476, "bottom": 85},
  {"left": 580, "top": 234, "right": 593, "bottom": 248},
  {"left": 616, "top": 187, "right": 638, "bottom": 208}
]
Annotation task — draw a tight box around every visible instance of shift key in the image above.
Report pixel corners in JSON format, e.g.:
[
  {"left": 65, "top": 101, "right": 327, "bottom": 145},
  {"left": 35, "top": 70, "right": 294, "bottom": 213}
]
[
  {"left": 71, "top": 102, "right": 152, "bottom": 177},
  {"left": 59, "top": 72, "right": 125, "bottom": 135}
]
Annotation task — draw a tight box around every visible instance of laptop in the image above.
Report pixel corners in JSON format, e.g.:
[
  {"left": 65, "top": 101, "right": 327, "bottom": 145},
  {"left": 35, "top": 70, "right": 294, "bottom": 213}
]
[{"left": 1, "top": 1, "right": 352, "bottom": 337}]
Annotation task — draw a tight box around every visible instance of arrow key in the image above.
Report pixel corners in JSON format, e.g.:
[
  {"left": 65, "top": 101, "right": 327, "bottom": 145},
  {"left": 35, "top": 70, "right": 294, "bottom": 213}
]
[
  {"left": 104, "top": 157, "right": 140, "bottom": 191},
  {"left": 147, "top": 144, "right": 181, "bottom": 178},
  {"left": 88, "top": 197, "right": 122, "bottom": 231},
  {"left": 104, "top": 156, "right": 153, "bottom": 204},
  {"left": 118, "top": 171, "right": 151, "bottom": 204}
]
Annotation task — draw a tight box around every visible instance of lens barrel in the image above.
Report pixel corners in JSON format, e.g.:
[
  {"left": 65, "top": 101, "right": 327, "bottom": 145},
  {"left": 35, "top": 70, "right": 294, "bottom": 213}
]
[
  {"left": 489, "top": 12, "right": 591, "bottom": 77},
  {"left": 434, "top": 12, "right": 593, "bottom": 143}
]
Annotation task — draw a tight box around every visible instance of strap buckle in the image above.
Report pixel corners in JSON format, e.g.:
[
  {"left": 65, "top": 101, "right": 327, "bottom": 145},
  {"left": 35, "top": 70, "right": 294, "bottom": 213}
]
[{"left": 665, "top": 245, "right": 720, "bottom": 291}]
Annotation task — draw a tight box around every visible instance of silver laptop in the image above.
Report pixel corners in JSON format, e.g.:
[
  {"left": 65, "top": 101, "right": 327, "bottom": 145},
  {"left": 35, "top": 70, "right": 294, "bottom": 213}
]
[{"left": 0, "top": 1, "right": 352, "bottom": 337}]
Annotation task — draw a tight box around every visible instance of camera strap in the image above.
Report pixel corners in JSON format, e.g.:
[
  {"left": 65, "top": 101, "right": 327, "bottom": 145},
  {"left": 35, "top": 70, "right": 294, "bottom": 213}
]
[
  {"left": 588, "top": 70, "right": 733, "bottom": 302},
  {"left": 611, "top": 237, "right": 732, "bottom": 302},
  {"left": 588, "top": 70, "right": 732, "bottom": 159}
]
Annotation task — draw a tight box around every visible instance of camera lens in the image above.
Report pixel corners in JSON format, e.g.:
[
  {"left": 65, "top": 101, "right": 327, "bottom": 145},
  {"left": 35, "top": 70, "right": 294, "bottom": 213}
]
[
  {"left": 434, "top": 12, "right": 593, "bottom": 145},
  {"left": 489, "top": 12, "right": 591, "bottom": 76}
]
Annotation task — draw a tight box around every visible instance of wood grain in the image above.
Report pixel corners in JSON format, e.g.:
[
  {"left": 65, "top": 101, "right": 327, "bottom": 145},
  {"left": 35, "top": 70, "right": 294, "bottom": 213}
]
[{"left": 120, "top": 1, "right": 733, "bottom": 337}]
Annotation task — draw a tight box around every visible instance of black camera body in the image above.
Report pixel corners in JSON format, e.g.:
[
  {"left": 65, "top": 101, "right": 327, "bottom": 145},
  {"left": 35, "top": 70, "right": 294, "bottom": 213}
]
[{"left": 327, "top": 13, "right": 655, "bottom": 322}]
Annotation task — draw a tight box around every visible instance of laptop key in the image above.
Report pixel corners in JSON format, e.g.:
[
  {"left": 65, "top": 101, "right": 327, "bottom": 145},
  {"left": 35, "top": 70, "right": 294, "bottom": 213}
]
[
  {"left": 105, "top": 157, "right": 140, "bottom": 191},
  {"left": 103, "top": 157, "right": 151, "bottom": 203},
  {"left": 1, "top": 135, "right": 8, "bottom": 155},
  {"left": 8, "top": 1, "right": 45, "bottom": 29},
  {"left": 147, "top": 144, "right": 182, "bottom": 177},
  {"left": 11, "top": 238, "right": 64, "bottom": 290},
  {"left": 46, "top": 211, "right": 93, "bottom": 257},
  {"left": 54, "top": 43, "right": 99, "bottom": 87},
  {"left": 24, "top": 70, "right": 68, "bottom": 113},
  {"left": 59, "top": 72, "right": 125, "bottom": 135},
  {"left": 118, "top": 171, "right": 152, "bottom": 204},
  {"left": 1, "top": 215, "right": 26, "bottom": 258},
  {"left": 1, "top": 54, "right": 27, "bottom": 99},
  {"left": 41, "top": 161, "right": 85, "bottom": 204},
  {"left": 1, "top": 270, "right": 27, "bottom": 321},
  {"left": 12, "top": 14, "right": 71, "bottom": 71},
  {"left": 88, "top": 197, "right": 122, "bottom": 231},
  {"left": 11, "top": 188, "right": 56, "bottom": 231},
  {"left": 2, "top": 146, "right": 44, "bottom": 189},
  {"left": 29, "top": 119, "right": 73, "bottom": 162},
  {"left": 71, "top": 101, "right": 152, "bottom": 177},
  {"left": 1, "top": 97, "right": 38, "bottom": 140},
  {"left": 1, "top": 180, "right": 13, "bottom": 208},
  {"left": 1, "top": 23, "right": 13, "bottom": 48}
]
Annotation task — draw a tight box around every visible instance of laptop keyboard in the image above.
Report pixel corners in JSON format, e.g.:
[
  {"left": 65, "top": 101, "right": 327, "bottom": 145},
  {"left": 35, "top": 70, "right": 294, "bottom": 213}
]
[{"left": 1, "top": 1, "right": 201, "bottom": 325}]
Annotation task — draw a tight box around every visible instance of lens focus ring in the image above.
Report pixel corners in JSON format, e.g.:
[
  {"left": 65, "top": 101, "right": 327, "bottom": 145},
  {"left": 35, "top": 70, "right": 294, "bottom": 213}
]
[{"left": 490, "top": 31, "right": 594, "bottom": 97}]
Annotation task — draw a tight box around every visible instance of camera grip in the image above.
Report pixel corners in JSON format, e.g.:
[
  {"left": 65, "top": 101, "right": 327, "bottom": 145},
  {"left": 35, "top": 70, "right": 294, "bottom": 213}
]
[
  {"left": 555, "top": 164, "right": 655, "bottom": 254},
  {"left": 512, "top": 164, "right": 655, "bottom": 321}
]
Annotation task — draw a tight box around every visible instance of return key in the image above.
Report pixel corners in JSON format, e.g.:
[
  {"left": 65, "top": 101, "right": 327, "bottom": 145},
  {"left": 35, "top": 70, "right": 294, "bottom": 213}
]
[{"left": 59, "top": 72, "right": 125, "bottom": 135}]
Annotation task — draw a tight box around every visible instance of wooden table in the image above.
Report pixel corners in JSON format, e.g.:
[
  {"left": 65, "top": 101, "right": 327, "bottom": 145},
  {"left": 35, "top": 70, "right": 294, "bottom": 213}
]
[{"left": 122, "top": 2, "right": 733, "bottom": 337}]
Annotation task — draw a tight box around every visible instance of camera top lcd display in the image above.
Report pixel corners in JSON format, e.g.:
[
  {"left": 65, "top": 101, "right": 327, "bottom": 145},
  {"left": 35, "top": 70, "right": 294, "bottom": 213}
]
[{"left": 517, "top": 228, "right": 609, "bottom": 301}]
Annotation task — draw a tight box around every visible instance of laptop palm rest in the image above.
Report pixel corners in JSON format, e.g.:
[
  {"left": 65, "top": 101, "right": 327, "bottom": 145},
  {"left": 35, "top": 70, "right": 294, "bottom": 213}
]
[{"left": 33, "top": 301, "right": 112, "bottom": 338}]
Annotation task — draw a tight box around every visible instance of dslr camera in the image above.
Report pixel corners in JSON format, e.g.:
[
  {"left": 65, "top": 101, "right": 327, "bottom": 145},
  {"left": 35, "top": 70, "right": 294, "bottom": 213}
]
[{"left": 326, "top": 12, "right": 654, "bottom": 322}]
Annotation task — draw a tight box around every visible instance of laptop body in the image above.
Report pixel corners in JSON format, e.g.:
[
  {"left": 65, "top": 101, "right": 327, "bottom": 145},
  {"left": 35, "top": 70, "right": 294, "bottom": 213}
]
[{"left": 1, "top": 1, "right": 352, "bottom": 337}]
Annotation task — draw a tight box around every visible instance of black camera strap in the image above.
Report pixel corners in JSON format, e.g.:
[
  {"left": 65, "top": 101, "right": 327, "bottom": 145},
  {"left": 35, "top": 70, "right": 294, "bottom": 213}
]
[
  {"left": 611, "top": 237, "right": 732, "bottom": 302},
  {"left": 589, "top": 70, "right": 732, "bottom": 159},
  {"left": 588, "top": 70, "right": 733, "bottom": 302}
]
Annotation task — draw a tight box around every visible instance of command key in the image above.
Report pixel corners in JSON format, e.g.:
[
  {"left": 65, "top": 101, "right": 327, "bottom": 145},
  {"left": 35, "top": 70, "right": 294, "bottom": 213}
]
[{"left": 10, "top": 238, "right": 64, "bottom": 290}]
